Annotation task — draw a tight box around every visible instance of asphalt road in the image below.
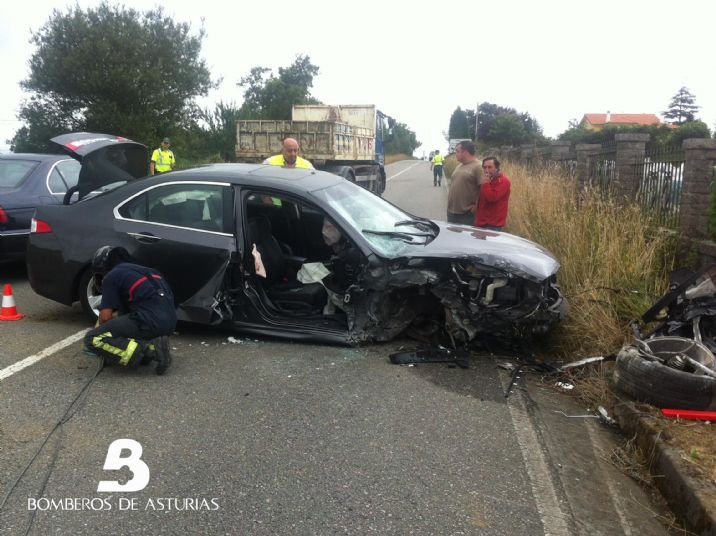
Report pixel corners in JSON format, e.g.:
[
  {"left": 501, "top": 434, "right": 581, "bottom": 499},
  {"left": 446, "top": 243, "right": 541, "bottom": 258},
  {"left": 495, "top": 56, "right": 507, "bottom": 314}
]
[{"left": 0, "top": 161, "right": 668, "bottom": 535}]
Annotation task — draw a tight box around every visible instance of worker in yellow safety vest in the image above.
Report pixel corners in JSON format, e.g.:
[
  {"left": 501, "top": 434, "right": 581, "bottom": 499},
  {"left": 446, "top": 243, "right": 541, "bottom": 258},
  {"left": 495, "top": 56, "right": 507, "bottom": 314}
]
[
  {"left": 263, "top": 137, "right": 314, "bottom": 169},
  {"left": 431, "top": 149, "right": 445, "bottom": 186},
  {"left": 150, "top": 137, "right": 176, "bottom": 175}
]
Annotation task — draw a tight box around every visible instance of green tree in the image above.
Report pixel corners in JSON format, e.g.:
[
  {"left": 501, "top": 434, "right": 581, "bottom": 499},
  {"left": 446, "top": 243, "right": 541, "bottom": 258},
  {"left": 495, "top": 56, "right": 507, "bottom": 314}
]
[
  {"left": 238, "top": 55, "right": 321, "bottom": 119},
  {"left": 11, "top": 2, "right": 214, "bottom": 152},
  {"left": 188, "top": 101, "right": 242, "bottom": 163},
  {"left": 475, "top": 102, "right": 544, "bottom": 145},
  {"left": 667, "top": 120, "right": 711, "bottom": 146},
  {"left": 448, "top": 107, "right": 471, "bottom": 139},
  {"left": 484, "top": 114, "right": 528, "bottom": 146},
  {"left": 663, "top": 86, "right": 699, "bottom": 125},
  {"left": 384, "top": 122, "right": 421, "bottom": 155}
]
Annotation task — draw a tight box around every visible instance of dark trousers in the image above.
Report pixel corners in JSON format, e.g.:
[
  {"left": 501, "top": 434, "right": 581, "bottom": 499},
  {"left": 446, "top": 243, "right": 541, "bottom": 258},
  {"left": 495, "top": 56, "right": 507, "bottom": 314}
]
[
  {"left": 447, "top": 212, "right": 475, "bottom": 225},
  {"left": 433, "top": 165, "right": 443, "bottom": 185},
  {"left": 84, "top": 314, "right": 163, "bottom": 368},
  {"left": 479, "top": 224, "right": 504, "bottom": 232}
]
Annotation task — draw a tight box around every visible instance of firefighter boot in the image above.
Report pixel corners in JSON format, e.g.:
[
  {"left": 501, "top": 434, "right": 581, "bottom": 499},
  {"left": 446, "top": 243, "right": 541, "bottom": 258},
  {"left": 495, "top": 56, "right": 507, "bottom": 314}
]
[{"left": 154, "top": 336, "right": 172, "bottom": 375}]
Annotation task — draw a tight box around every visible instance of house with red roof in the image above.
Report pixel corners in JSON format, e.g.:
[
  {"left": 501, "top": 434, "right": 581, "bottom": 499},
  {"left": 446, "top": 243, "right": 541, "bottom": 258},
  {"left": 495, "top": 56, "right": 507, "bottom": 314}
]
[{"left": 580, "top": 112, "right": 663, "bottom": 131}]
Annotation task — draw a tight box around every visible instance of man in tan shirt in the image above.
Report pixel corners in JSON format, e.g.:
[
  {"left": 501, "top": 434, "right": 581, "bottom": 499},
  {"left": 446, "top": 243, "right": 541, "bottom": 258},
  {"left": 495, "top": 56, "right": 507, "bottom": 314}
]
[{"left": 446, "top": 140, "right": 481, "bottom": 225}]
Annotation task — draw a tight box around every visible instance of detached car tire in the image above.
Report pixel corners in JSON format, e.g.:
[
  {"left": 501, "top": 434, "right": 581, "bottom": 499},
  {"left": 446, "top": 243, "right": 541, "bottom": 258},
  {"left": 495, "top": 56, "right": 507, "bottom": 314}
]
[{"left": 614, "top": 349, "right": 716, "bottom": 410}]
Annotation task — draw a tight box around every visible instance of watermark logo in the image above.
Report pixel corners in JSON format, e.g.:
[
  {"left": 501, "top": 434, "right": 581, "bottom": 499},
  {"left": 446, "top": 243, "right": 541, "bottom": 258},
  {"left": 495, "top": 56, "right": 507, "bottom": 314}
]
[
  {"left": 97, "top": 438, "right": 150, "bottom": 492},
  {"left": 27, "top": 439, "right": 220, "bottom": 512}
]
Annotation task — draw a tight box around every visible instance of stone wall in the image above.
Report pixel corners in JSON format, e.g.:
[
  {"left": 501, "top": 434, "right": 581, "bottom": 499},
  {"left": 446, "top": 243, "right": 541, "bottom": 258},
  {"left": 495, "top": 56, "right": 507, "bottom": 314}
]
[{"left": 496, "top": 136, "right": 716, "bottom": 267}]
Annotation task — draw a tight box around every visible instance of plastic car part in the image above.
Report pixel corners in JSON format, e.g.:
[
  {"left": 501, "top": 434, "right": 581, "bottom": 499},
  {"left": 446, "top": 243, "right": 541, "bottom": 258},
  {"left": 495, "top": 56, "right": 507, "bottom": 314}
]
[{"left": 389, "top": 347, "right": 469, "bottom": 368}]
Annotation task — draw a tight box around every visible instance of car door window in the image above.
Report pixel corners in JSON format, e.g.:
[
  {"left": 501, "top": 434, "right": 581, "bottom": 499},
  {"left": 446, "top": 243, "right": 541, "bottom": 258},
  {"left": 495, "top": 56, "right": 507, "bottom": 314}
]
[
  {"left": 48, "top": 160, "right": 81, "bottom": 193},
  {"left": 119, "top": 183, "right": 232, "bottom": 233}
]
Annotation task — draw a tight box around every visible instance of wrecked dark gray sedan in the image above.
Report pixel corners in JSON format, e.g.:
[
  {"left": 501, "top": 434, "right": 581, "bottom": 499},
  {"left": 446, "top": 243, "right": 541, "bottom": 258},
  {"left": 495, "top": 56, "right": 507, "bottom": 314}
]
[{"left": 28, "top": 133, "right": 565, "bottom": 346}]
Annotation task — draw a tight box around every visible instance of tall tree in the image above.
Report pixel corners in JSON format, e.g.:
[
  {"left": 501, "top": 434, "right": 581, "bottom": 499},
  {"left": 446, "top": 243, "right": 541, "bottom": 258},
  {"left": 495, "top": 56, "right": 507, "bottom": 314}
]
[
  {"left": 384, "top": 122, "right": 421, "bottom": 155},
  {"left": 475, "top": 102, "right": 545, "bottom": 146},
  {"left": 484, "top": 114, "right": 528, "bottom": 146},
  {"left": 238, "top": 55, "right": 321, "bottom": 119},
  {"left": 663, "top": 86, "right": 699, "bottom": 125},
  {"left": 448, "top": 107, "right": 471, "bottom": 139},
  {"left": 192, "top": 101, "right": 243, "bottom": 162},
  {"left": 11, "top": 2, "right": 214, "bottom": 152}
]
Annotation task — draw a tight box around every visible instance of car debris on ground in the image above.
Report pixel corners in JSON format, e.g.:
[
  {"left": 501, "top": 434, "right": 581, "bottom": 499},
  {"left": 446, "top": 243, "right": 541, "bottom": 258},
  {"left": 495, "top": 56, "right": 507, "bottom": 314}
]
[{"left": 614, "top": 264, "right": 716, "bottom": 411}]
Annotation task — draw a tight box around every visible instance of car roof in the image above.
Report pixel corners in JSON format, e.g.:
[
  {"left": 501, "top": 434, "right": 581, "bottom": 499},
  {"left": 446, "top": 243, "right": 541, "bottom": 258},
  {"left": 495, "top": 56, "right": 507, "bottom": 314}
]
[
  {"left": 164, "top": 163, "right": 345, "bottom": 193},
  {"left": 0, "top": 153, "right": 71, "bottom": 161}
]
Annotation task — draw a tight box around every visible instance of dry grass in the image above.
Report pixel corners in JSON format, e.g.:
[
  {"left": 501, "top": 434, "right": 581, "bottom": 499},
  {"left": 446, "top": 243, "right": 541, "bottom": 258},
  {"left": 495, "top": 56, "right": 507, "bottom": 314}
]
[
  {"left": 505, "top": 160, "right": 678, "bottom": 358},
  {"left": 385, "top": 153, "right": 417, "bottom": 165}
]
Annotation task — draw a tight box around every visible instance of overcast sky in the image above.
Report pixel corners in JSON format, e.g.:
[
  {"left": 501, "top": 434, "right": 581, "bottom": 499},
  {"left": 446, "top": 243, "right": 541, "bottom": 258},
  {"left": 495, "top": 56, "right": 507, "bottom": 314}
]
[{"left": 1, "top": 0, "right": 714, "bottom": 157}]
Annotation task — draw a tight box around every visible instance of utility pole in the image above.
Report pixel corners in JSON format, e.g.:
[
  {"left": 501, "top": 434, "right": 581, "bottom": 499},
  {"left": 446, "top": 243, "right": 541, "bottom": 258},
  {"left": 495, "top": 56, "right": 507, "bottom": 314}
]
[{"left": 474, "top": 101, "right": 479, "bottom": 142}]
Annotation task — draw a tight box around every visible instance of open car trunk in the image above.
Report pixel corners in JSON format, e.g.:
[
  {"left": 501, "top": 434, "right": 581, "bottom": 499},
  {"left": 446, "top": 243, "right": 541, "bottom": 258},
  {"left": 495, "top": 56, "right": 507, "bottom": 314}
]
[{"left": 50, "top": 132, "right": 148, "bottom": 199}]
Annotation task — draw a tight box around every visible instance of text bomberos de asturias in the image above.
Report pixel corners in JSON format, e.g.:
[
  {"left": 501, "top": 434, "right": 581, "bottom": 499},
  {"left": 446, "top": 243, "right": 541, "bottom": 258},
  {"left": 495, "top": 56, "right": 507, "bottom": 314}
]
[{"left": 27, "top": 497, "right": 220, "bottom": 511}]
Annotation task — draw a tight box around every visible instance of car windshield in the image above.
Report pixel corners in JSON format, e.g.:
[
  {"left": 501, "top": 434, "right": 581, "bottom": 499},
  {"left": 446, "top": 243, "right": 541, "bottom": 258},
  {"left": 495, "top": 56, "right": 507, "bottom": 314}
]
[
  {"left": 0, "top": 159, "right": 40, "bottom": 188},
  {"left": 312, "top": 180, "right": 437, "bottom": 257}
]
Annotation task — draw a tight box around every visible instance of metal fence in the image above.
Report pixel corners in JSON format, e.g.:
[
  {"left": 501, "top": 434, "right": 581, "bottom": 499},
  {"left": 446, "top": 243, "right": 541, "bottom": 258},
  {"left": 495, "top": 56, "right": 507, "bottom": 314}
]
[
  {"left": 588, "top": 141, "right": 616, "bottom": 190},
  {"left": 636, "top": 145, "right": 685, "bottom": 228}
]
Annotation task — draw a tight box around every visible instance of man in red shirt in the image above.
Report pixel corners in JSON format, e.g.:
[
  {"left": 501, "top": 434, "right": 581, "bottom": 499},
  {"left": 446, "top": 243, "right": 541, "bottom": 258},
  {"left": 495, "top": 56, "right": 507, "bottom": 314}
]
[{"left": 475, "top": 156, "right": 511, "bottom": 231}]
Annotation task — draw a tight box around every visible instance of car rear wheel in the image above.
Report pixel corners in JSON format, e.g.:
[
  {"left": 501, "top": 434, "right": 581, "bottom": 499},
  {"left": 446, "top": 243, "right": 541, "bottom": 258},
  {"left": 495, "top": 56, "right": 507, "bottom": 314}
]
[{"left": 78, "top": 268, "right": 102, "bottom": 321}]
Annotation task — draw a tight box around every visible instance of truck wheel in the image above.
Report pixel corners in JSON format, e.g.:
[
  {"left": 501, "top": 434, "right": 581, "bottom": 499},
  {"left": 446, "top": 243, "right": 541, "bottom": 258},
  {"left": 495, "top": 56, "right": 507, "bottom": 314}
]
[
  {"left": 340, "top": 168, "right": 356, "bottom": 182},
  {"left": 378, "top": 168, "right": 386, "bottom": 195}
]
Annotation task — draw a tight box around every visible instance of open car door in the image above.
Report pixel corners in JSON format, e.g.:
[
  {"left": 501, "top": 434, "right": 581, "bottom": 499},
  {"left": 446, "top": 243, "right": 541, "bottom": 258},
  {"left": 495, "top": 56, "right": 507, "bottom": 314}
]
[{"left": 50, "top": 132, "right": 148, "bottom": 200}]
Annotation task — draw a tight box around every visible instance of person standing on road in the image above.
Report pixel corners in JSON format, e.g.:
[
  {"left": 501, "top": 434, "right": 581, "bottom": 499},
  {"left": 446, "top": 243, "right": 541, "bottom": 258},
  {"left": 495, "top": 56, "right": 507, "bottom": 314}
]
[
  {"left": 431, "top": 149, "right": 444, "bottom": 186},
  {"left": 475, "top": 156, "right": 511, "bottom": 232},
  {"left": 149, "top": 137, "right": 176, "bottom": 175},
  {"left": 446, "top": 141, "right": 481, "bottom": 225},
  {"left": 83, "top": 246, "right": 175, "bottom": 375},
  {"left": 263, "top": 137, "right": 314, "bottom": 169}
]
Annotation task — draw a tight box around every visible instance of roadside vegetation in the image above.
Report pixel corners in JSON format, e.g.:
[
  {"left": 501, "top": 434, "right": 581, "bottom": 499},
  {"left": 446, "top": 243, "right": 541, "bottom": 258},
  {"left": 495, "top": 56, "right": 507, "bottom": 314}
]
[
  {"left": 504, "top": 160, "right": 677, "bottom": 358},
  {"left": 384, "top": 154, "right": 416, "bottom": 165},
  {"left": 504, "top": 160, "right": 716, "bottom": 512}
]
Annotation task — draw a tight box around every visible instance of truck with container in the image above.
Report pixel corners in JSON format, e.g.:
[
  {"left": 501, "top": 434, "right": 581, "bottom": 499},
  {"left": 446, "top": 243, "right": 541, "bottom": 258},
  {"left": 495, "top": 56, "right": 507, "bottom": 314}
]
[{"left": 236, "top": 104, "right": 388, "bottom": 195}]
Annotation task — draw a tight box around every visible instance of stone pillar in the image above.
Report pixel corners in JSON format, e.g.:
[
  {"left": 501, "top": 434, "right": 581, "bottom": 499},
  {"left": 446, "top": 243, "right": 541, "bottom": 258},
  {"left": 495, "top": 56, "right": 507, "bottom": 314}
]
[
  {"left": 536, "top": 146, "right": 551, "bottom": 163},
  {"left": 613, "top": 133, "right": 649, "bottom": 201},
  {"left": 550, "top": 140, "right": 572, "bottom": 161},
  {"left": 520, "top": 144, "right": 536, "bottom": 163},
  {"left": 575, "top": 143, "right": 601, "bottom": 187},
  {"left": 680, "top": 138, "right": 716, "bottom": 240}
]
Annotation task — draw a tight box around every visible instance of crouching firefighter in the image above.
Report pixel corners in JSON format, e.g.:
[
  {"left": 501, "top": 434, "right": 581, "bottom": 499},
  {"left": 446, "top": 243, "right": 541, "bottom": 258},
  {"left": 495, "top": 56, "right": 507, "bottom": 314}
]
[{"left": 83, "top": 246, "right": 176, "bottom": 375}]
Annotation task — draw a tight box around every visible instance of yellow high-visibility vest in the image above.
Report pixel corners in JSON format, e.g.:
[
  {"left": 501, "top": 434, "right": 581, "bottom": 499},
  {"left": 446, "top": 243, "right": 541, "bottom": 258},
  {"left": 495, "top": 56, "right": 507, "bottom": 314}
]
[
  {"left": 432, "top": 154, "right": 444, "bottom": 166},
  {"left": 264, "top": 154, "right": 314, "bottom": 169},
  {"left": 151, "top": 148, "right": 175, "bottom": 172}
]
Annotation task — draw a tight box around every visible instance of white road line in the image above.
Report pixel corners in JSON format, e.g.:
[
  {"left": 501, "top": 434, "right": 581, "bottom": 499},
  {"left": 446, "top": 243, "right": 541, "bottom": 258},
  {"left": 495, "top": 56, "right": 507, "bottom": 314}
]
[
  {"left": 499, "top": 371, "right": 572, "bottom": 535},
  {"left": 386, "top": 162, "right": 422, "bottom": 181},
  {"left": 0, "top": 329, "right": 89, "bottom": 381},
  {"left": 584, "top": 420, "right": 634, "bottom": 535}
]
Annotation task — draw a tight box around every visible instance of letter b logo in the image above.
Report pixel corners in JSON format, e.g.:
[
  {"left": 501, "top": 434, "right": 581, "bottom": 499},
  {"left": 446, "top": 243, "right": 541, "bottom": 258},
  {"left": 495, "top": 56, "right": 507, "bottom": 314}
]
[{"left": 97, "top": 439, "right": 150, "bottom": 492}]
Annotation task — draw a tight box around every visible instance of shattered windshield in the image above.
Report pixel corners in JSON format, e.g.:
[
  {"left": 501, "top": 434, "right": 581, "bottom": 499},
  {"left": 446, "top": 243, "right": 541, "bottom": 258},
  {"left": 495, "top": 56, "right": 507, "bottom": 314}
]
[{"left": 312, "top": 181, "right": 437, "bottom": 257}]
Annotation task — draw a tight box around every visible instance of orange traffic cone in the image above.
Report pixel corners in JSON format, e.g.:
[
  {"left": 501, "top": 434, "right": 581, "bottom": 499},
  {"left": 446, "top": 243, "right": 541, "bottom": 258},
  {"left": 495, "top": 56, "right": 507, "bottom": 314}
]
[{"left": 0, "top": 284, "right": 24, "bottom": 321}]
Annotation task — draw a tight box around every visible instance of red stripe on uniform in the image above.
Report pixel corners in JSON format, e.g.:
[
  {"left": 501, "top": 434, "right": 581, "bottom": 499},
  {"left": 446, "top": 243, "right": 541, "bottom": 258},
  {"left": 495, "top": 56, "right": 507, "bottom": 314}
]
[{"left": 128, "top": 274, "right": 162, "bottom": 301}]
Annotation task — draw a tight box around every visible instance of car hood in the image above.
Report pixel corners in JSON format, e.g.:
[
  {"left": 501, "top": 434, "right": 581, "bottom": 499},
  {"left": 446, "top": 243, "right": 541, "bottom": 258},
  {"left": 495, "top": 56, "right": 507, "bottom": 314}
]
[
  {"left": 51, "top": 132, "right": 148, "bottom": 197},
  {"left": 410, "top": 221, "right": 560, "bottom": 282}
]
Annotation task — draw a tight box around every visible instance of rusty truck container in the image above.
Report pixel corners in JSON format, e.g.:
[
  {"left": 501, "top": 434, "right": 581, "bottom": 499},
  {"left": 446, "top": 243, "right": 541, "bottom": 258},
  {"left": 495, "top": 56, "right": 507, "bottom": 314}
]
[{"left": 236, "top": 104, "right": 386, "bottom": 195}]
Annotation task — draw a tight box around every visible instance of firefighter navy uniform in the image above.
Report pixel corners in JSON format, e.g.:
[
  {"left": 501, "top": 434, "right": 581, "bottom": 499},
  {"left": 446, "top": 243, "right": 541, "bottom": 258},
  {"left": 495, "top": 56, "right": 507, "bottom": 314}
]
[{"left": 84, "top": 262, "right": 176, "bottom": 372}]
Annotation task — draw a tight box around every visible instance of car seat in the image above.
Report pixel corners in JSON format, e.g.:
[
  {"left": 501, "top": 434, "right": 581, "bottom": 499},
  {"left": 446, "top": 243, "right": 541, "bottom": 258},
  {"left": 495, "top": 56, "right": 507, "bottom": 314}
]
[{"left": 247, "top": 216, "right": 327, "bottom": 312}]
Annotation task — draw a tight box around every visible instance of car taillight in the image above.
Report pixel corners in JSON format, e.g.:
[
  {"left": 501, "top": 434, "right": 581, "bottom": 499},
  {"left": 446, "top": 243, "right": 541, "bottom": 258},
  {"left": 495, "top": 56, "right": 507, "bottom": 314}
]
[
  {"left": 0, "top": 206, "right": 7, "bottom": 224},
  {"left": 31, "top": 218, "right": 53, "bottom": 233}
]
